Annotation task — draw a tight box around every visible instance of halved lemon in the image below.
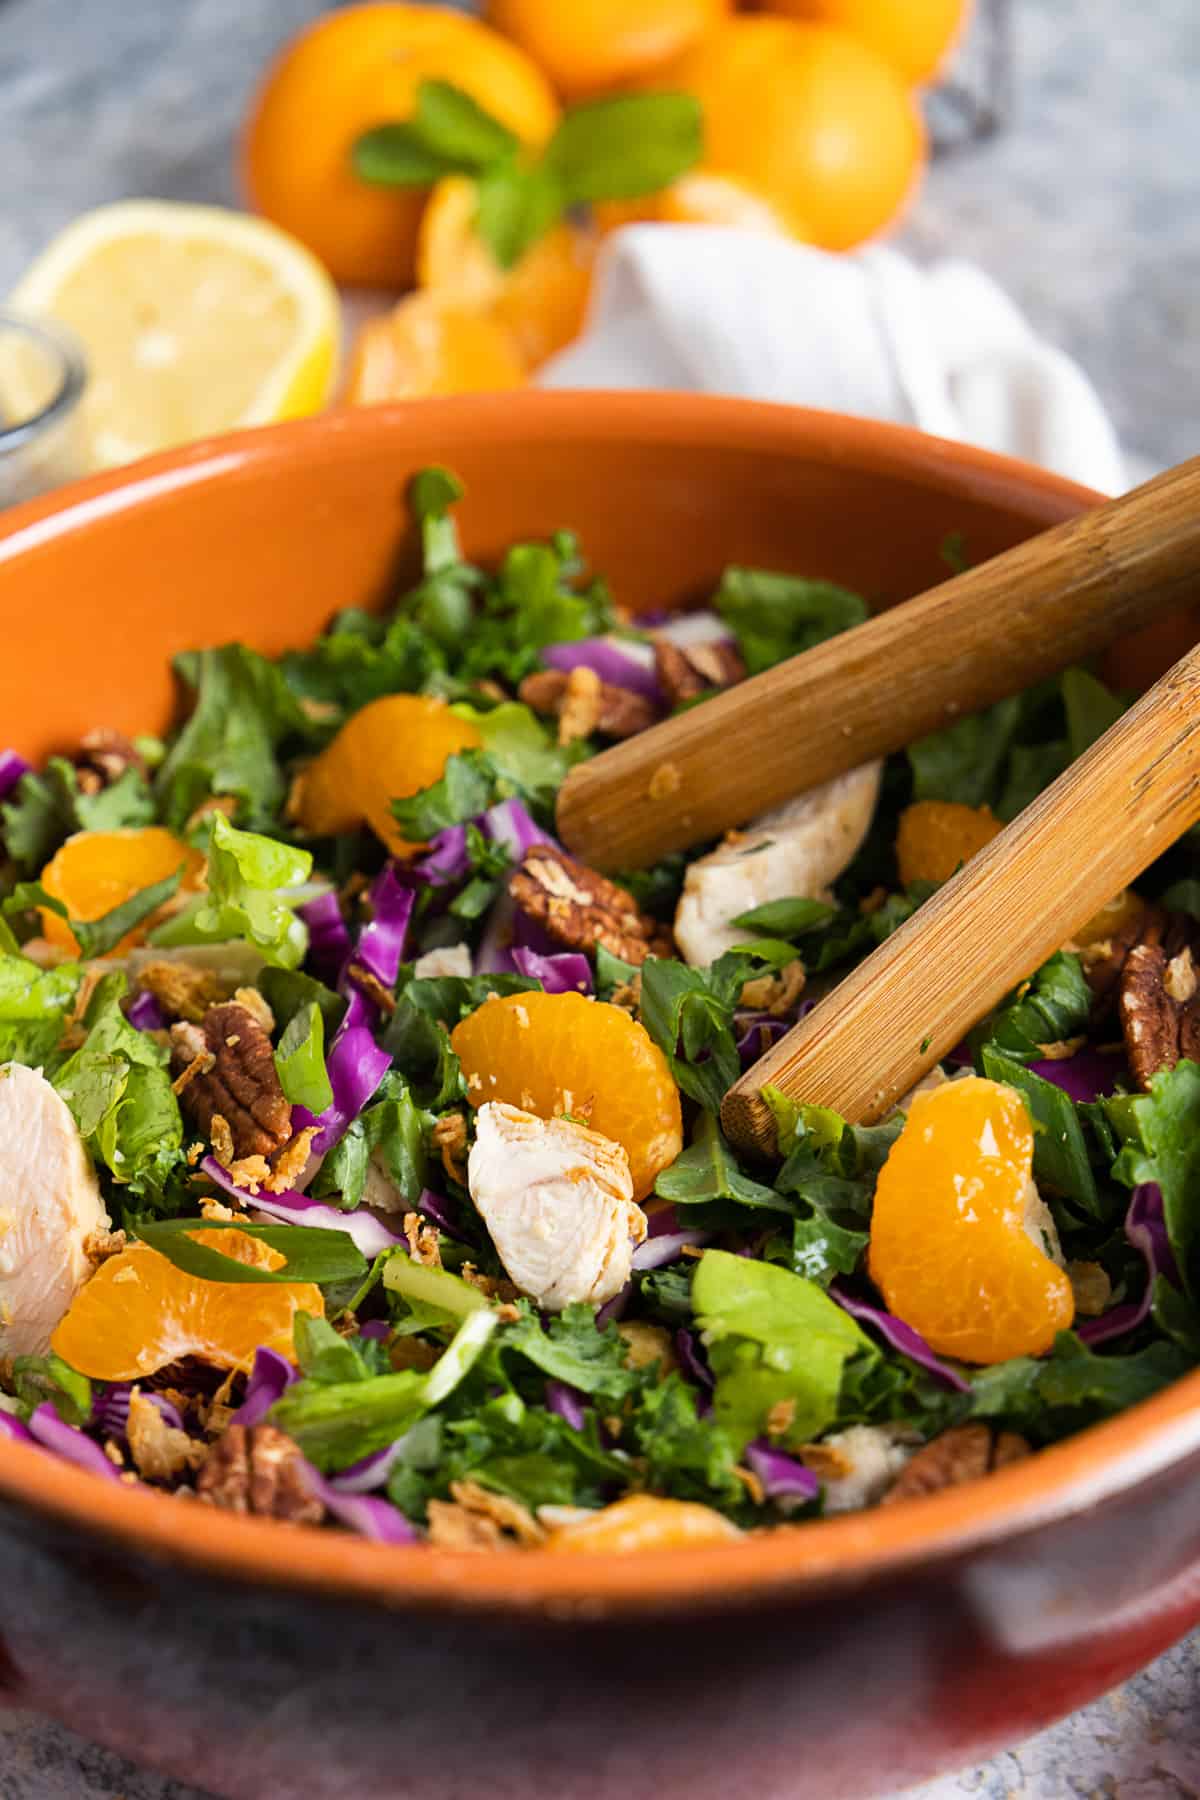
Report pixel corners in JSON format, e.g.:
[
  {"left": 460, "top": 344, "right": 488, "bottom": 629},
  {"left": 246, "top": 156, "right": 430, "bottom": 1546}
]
[{"left": 9, "top": 200, "right": 340, "bottom": 469}]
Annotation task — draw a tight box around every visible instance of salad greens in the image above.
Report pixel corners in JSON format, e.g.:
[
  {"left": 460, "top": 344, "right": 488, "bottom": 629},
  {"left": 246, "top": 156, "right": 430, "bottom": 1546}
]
[{"left": 1, "top": 467, "right": 1196, "bottom": 1550}]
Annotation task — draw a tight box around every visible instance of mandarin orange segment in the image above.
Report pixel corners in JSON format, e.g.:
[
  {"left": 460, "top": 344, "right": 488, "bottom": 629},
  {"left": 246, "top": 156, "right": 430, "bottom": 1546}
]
[
  {"left": 544, "top": 1493, "right": 742, "bottom": 1552},
  {"left": 343, "top": 294, "right": 527, "bottom": 406},
  {"left": 450, "top": 990, "right": 683, "bottom": 1203},
  {"left": 868, "top": 1076, "right": 1075, "bottom": 1365},
  {"left": 51, "top": 1235, "right": 323, "bottom": 1381},
  {"left": 290, "top": 695, "right": 483, "bottom": 858},
  {"left": 39, "top": 827, "right": 206, "bottom": 957},
  {"left": 895, "top": 800, "right": 1002, "bottom": 888}
]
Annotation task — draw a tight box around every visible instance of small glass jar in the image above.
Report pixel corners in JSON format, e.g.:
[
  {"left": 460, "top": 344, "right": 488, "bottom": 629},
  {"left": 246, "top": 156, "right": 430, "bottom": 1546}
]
[{"left": 0, "top": 311, "right": 88, "bottom": 508}]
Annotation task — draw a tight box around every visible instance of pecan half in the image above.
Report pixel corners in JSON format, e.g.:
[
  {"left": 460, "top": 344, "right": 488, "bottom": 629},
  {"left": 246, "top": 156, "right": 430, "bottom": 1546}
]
[
  {"left": 518, "top": 668, "right": 657, "bottom": 743},
  {"left": 653, "top": 637, "right": 745, "bottom": 707},
  {"left": 509, "top": 844, "right": 674, "bottom": 966},
  {"left": 169, "top": 1001, "right": 292, "bottom": 1160},
  {"left": 1119, "top": 938, "right": 1200, "bottom": 1089},
  {"left": 197, "top": 1423, "right": 324, "bottom": 1524},
  {"left": 73, "top": 728, "right": 146, "bottom": 795},
  {"left": 881, "top": 1423, "right": 1030, "bottom": 1505},
  {"left": 1078, "top": 899, "right": 1167, "bottom": 1010}
]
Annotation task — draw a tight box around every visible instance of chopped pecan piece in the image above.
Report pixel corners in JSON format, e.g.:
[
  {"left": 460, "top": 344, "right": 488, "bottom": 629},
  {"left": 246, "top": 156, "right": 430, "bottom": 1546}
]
[
  {"left": 425, "top": 1479, "right": 544, "bottom": 1550},
  {"left": 509, "top": 844, "right": 674, "bottom": 966},
  {"left": 197, "top": 1423, "right": 324, "bottom": 1524},
  {"left": 518, "top": 668, "right": 657, "bottom": 744},
  {"left": 127, "top": 1390, "right": 206, "bottom": 1483},
  {"left": 653, "top": 636, "right": 745, "bottom": 706},
  {"left": 881, "top": 1423, "right": 1030, "bottom": 1505},
  {"left": 169, "top": 1002, "right": 292, "bottom": 1160},
  {"left": 1119, "top": 938, "right": 1200, "bottom": 1089},
  {"left": 73, "top": 728, "right": 146, "bottom": 795}
]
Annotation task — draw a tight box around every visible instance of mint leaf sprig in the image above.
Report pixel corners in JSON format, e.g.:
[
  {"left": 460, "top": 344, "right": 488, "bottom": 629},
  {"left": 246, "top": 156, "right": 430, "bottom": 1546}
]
[{"left": 353, "top": 81, "right": 702, "bottom": 269}]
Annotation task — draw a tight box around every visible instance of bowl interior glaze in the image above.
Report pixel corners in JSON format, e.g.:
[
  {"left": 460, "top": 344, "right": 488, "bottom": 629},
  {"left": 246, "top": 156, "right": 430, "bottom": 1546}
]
[{"left": 1, "top": 391, "right": 1198, "bottom": 1623}]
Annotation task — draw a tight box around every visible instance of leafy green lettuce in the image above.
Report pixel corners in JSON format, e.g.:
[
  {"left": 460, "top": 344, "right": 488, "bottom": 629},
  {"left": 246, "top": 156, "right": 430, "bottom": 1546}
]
[
  {"left": 151, "top": 813, "right": 312, "bottom": 968},
  {"left": 155, "top": 644, "right": 309, "bottom": 831},
  {"left": 52, "top": 972, "right": 182, "bottom": 1200},
  {"left": 692, "top": 1250, "right": 874, "bottom": 1448}
]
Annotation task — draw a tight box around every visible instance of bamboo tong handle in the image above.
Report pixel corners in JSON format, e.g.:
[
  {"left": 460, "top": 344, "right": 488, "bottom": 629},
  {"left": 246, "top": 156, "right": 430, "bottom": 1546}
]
[
  {"left": 721, "top": 640, "right": 1200, "bottom": 1156},
  {"left": 556, "top": 456, "right": 1200, "bottom": 870}
]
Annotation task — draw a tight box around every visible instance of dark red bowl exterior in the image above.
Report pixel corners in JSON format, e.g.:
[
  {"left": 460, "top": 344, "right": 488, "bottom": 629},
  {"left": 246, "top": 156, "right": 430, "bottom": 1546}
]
[{"left": 1, "top": 394, "right": 1197, "bottom": 1800}]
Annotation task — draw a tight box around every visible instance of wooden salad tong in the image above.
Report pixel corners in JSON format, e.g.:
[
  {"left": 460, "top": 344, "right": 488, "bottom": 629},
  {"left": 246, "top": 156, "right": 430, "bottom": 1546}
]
[
  {"left": 556, "top": 455, "right": 1200, "bottom": 871},
  {"left": 549, "top": 454, "right": 1200, "bottom": 1156}
]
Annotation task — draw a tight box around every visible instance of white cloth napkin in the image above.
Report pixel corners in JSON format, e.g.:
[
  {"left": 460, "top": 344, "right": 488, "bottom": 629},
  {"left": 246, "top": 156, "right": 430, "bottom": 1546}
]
[{"left": 539, "top": 227, "right": 1125, "bottom": 496}]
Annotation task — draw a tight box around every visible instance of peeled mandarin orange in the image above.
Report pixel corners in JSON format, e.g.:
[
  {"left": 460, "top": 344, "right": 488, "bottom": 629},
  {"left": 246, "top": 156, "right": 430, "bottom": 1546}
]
[
  {"left": 451, "top": 990, "right": 683, "bottom": 1202},
  {"left": 653, "top": 17, "right": 925, "bottom": 250},
  {"left": 760, "top": 0, "right": 971, "bottom": 87},
  {"left": 243, "top": 3, "right": 560, "bottom": 287},
  {"left": 416, "top": 177, "right": 596, "bottom": 370},
  {"left": 544, "top": 1494, "right": 742, "bottom": 1552},
  {"left": 39, "top": 827, "right": 206, "bottom": 958},
  {"left": 51, "top": 1235, "right": 323, "bottom": 1381},
  {"left": 868, "top": 1077, "right": 1075, "bottom": 1365},
  {"left": 342, "top": 293, "right": 527, "bottom": 405},
  {"left": 895, "top": 800, "right": 1003, "bottom": 888},
  {"left": 594, "top": 172, "right": 793, "bottom": 237},
  {"left": 290, "top": 695, "right": 482, "bottom": 857},
  {"left": 484, "top": 0, "right": 730, "bottom": 101}
]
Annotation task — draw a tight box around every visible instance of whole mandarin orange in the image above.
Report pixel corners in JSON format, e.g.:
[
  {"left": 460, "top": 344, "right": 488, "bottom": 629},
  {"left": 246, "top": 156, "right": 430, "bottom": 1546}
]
[
  {"left": 241, "top": 4, "right": 559, "bottom": 287},
  {"left": 760, "top": 0, "right": 971, "bottom": 87},
  {"left": 484, "top": 0, "right": 730, "bottom": 102},
  {"left": 654, "top": 17, "right": 926, "bottom": 250}
]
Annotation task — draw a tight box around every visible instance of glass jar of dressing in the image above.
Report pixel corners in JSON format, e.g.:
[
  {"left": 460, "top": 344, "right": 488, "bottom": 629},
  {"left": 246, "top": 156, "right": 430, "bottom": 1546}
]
[{"left": 0, "top": 311, "right": 88, "bottom": 508}]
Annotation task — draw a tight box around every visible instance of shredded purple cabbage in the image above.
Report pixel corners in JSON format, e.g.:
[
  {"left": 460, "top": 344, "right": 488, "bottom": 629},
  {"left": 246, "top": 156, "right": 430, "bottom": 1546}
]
[
  {"left": 0, "top": 749, "right": 31, "bottom": 802},
  {"left": 1079, "top": 1183, "right": 1179, "bottom": 1346},
  {"left": 415, "top": 824, "right": 470, "bottom": 886},
  {"left": 302, "top": 1462, "right": 421, "bottom": 1542},
  {"left": 353, "top": 865, "right": 415, "bottom": 987},
  {"left": 735, "top": 1013, "right": 791, "bottom": 1069},
  {"left": 646, "top": 1205, "right": 679, "bottom": 1238},
  {"left": 28, "top": 1404, "right": 122, "bottom": 1482},
  {"left": 291, "top": 988, "right": 392, "bottom": 1153},
  {"left": 481, "top": 797, "right": 560, "bottom": 861},
  {"left": 744, "top": 1439, "right": 820, "bottom": 1504},
  {"left": 125, "top": 989, "right": 167, "bottom": 1033},
  {"left": 595, "top": 1281, "right": 633, "bottom": 1327},
  {"left": 359, "top": 1319, "right": 392, "bottom": 1342},
  {"left": 545, "top": 1379, "right": 588, "bottom": 1431},
  {"left": 674, "top": 1328, "right": 713, "bottom": 1391},
  {"left": 0, "top": 1409, "right": 33, "bottom": 1445},
  {"left": 201, "top": 1156, "right": 404, "bottom": 1258},
  {"left": 93, "top": 1385, "right": 184, "bottom": 1438},
  {"left": 232, "top": 1347, "right": 299, "bottom": 1428},
  {"left": 632, "top": 1229, "right": 711, "bottom": 1272},
  {"left": 414, "top": 1186, "right": 465, "bottom": 1241},
  {"left": 300, "top": 890, "right": 352, "bottom": 986},
  {"left": 327, "top": 1439, "right": 410, "bottom": 1495},
  {"left": 1028, "top": 1047, "right": 1126, "bottom": 1103},
  {"left": 830, "top": 1283, "right": 971, "bottom": 1392},
  {"left": 510, "top": 946, "right": 592, "bottom": 994},
  {"left": 475, "top": 894, "right": 519, "bottom": 974},
  {"left": 542, "top": 636, "right": 662, "bottom": 704}
]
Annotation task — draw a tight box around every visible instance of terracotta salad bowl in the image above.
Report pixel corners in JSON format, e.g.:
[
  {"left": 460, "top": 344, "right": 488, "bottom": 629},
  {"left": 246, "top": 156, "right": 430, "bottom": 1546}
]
[{"left": 0, "top": 393, "right": 1198, "bottom": 1800}]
